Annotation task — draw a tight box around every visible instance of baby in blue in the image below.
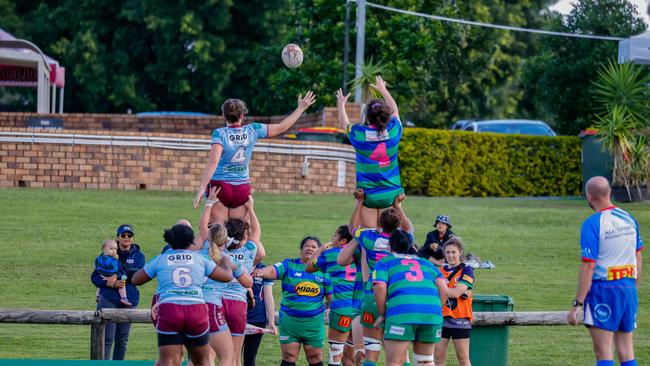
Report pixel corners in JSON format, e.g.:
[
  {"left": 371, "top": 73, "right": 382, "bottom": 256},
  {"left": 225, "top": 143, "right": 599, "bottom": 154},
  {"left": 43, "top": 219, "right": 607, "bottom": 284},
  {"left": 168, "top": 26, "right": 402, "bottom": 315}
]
[{"left": 95, "top": 239, "right": 132, "bottom": 307}]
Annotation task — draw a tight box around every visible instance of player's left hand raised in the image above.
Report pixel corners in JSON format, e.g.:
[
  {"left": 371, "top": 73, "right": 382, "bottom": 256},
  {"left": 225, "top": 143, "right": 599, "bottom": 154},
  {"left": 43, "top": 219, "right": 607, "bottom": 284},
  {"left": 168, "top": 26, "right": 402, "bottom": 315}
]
[{"left": 297, "top": 91, "right": 316, "bottom": 111}]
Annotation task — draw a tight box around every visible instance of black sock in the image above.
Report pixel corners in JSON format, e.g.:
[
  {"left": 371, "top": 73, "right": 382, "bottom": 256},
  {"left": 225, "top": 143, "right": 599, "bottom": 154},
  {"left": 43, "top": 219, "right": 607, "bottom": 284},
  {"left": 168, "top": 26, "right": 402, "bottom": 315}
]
[
  {"left": 309, "top": 362, "right": 324, "bottom": 366},
  {"left": 280, "top": 361, "right": 296, "bottom": 366}
]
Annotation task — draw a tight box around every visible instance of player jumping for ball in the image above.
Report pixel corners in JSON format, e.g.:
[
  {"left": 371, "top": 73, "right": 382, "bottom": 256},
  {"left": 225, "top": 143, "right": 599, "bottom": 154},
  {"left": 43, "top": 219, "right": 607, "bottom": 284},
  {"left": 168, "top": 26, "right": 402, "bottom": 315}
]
[
  {"left": 337, "top": 76, "right": 405, "bottom": 228},
  {"left": 194, "top": 92, "right": 316, "bottom": 223}
]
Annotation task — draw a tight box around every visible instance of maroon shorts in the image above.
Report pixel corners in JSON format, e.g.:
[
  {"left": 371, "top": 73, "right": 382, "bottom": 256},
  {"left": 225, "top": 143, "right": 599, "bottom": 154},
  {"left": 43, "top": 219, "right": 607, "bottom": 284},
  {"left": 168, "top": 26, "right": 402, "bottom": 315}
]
[
  {"left": 155, "top": 302, "right": 209, "bottom": 338},
  {"left": 206, "top": 180, "right": 251, "bottom": 208},
  {"left": 207, "top": 302, "right": 228, "bottom": 334},
  {"left": 222, "top": 298, "right": 248, "bottom": 336}
]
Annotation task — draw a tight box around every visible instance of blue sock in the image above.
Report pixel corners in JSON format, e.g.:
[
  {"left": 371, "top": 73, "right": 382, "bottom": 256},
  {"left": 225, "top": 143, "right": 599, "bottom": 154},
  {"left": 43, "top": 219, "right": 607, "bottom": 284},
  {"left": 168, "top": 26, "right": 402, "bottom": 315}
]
[
  {"left": 621, "top": 360, "right": 637, "bottom": 366},
  {"left": 596, "top": 360, "right": 614, "bottom": 366}
]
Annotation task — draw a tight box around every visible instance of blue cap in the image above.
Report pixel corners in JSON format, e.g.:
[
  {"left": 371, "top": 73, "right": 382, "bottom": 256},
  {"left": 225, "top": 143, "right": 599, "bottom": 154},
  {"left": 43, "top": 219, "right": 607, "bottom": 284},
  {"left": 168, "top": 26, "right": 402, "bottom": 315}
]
[
  {"left": 435, "top": 215, "right": 452, "bottom": 228},
  {"left": 117, "top": 224, "right": 135, "bottom": 236}
]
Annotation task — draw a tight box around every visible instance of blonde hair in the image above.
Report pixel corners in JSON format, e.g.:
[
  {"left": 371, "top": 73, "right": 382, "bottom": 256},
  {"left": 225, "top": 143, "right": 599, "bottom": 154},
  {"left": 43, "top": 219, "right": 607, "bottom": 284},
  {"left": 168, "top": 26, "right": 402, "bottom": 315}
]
[
  {"left": 102, "top": 239, "right": 117, "bottom": 250},
  {"left": 208, "top": 224, "right": 228, "bottom": 263}
]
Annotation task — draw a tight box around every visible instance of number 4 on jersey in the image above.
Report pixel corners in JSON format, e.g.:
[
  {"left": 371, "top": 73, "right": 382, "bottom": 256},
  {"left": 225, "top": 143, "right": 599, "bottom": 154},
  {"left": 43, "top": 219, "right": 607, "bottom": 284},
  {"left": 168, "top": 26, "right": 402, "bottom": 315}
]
[
  {"left": 230, "top": 146, "right": 246, "bottom": 164},
  {"left": 369, "top": 142, "right": 390, "bottom": 167}
]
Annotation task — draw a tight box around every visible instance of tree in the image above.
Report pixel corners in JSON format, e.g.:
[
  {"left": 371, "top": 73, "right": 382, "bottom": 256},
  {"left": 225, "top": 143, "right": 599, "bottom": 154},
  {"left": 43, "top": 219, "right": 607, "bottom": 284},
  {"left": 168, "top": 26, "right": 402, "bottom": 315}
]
[{"left": 521, "top": 0, "right": 646, "bottom": 135}]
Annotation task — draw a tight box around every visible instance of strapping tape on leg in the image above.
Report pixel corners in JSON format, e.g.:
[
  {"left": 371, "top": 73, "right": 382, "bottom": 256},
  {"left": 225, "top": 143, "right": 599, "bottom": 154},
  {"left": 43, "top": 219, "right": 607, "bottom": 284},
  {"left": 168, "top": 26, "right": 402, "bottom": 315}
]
[
  {"left": 363, "top": 336, "right": 381, "bottom": 352},
  {"left": 328, "top": 339, "right": 345, "bottom": 365},
  {"left": 413, "top": 353, "right": 434, "bottom": 366}
]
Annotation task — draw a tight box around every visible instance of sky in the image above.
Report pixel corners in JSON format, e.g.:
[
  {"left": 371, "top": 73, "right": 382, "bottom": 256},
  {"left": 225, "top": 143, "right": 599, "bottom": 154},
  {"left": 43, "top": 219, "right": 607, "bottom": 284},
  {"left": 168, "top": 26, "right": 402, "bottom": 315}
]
[{"left": 549, "top": 0, "right": 649, "bottom": 28}]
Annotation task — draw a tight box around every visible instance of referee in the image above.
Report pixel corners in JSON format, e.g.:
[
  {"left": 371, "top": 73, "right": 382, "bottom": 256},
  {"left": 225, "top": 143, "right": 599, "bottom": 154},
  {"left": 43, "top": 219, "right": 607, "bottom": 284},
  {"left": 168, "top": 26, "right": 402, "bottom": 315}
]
[{"left": 568, "top": 177, "right": 644, "bottom": 366}]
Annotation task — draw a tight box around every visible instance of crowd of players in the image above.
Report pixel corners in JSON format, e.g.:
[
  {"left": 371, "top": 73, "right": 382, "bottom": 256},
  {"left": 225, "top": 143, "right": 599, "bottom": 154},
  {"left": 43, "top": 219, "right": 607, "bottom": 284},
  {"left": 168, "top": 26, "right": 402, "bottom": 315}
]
[{"left": 92, "top": 76, "right": 643, "bottom": 366}]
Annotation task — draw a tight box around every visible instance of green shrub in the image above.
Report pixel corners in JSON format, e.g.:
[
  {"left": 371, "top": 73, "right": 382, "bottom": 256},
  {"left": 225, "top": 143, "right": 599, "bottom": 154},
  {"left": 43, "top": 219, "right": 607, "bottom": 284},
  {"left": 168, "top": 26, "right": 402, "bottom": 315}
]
[{"left": 399, "top": 129, "right": 582, "bottom": 196}]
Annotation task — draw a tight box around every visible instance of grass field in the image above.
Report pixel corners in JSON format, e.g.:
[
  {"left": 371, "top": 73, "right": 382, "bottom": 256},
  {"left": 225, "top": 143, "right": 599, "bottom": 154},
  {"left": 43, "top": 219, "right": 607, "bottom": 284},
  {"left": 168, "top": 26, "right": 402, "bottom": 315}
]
[{"left": 0, "top": 188, "right": 648, "bottom": 365}]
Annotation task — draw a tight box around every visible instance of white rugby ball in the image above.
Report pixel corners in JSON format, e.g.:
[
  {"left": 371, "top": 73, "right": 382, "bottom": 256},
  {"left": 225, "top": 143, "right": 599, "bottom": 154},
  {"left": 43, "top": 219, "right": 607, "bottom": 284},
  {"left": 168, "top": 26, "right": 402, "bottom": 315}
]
[{"left": 282, "top": 44, "right": 303, "bottom": 69}]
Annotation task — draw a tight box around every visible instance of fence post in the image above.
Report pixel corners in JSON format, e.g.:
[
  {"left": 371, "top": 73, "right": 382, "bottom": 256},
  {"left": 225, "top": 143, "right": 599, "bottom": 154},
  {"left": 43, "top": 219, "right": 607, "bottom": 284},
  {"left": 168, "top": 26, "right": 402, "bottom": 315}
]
[{"left": 90, "top": 321, "right": 105, "bottom": 360}]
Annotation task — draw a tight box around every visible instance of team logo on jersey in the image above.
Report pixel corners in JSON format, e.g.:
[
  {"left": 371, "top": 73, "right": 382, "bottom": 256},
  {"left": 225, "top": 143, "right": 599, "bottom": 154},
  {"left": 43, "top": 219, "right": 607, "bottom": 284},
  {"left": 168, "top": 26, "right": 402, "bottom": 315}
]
[
  {"left": 374, "top": 238, "right": 389, "bottom": 252},
  {"left": 607, "top": 265, "right": 636, "bottom": 280},
  {"left": 594, "top": 303, "right": 612, "bottom": 322},
  {"left": 167, "top": 254, "right": 194, "bottom": 265},
  {"left": 229, "top": 253, "right": 245, "bottom": 261},
  {"left": 295, "top": 281, "right": 321, "bottom": 296},
  {"left": 228, "top": 133, "right": 249, "bottom": 145},
  {"left": 365, "top": 129, "right": 389, "bottom": 142}
]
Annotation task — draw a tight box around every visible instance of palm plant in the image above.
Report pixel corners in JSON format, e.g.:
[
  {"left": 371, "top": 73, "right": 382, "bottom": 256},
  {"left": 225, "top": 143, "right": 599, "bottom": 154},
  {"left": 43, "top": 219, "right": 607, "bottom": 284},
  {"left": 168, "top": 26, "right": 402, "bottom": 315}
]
[
  {"left": 349, "top": 57, "right": 386, "bottom": 103},
  {"left": 592, "top": 60, "right": 650, "bottom": 201}
]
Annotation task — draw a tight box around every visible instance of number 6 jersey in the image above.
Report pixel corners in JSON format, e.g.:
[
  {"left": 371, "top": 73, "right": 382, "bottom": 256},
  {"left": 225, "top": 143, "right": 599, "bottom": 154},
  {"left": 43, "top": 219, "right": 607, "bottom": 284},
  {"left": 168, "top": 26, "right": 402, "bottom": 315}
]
[
  {"left": 144, "top": 250, "right": 216, "bottom": 304},
  {"left": 210, "top": 123, "right": 268, "bottom": 184}
]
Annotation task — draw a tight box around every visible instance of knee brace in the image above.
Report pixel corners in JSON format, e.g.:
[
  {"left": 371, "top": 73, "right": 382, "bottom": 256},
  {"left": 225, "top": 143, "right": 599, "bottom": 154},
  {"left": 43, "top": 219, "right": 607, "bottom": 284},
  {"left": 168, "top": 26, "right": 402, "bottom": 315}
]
[
  {"left": 280, "top": 361, "right": 296, "bottom": 366},
  {"left": 413, "top": 353, "right": 434, "bottom": 366},
  {"left": 328, "top": 339, "right": 345, "bottom": 365}
]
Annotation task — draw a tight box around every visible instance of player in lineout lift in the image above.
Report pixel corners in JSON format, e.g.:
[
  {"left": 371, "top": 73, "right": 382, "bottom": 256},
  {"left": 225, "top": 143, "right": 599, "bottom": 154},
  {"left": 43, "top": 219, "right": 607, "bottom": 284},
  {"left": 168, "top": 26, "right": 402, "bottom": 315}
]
[
  {"left": 193, "top": 92, "right": 316, "bottom": 223},
  {"left": 337, "top": 76, "right": 405, "bottom": 228}
]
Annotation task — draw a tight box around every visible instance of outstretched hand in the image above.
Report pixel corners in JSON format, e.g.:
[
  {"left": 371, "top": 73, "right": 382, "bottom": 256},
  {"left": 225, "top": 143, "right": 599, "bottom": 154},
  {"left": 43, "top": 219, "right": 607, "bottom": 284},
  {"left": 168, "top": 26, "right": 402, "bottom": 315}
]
[
  {"left": 193, "top": 188, "right": 206, "bottom": 208},
  {"left": 393, "top": 193, "right": 406, "bottom": 207},
  {"left": 244, "top": 195, "right": 254, "bottom": 210},
  {"left": 369, "top": 75, "right": 388, "bottom": 93},
  {"left": 298, "top": 91, "right": 317, "bottom": 110},
  {"left": 336, "top": 88, "right": 351, "bottom": 105}
]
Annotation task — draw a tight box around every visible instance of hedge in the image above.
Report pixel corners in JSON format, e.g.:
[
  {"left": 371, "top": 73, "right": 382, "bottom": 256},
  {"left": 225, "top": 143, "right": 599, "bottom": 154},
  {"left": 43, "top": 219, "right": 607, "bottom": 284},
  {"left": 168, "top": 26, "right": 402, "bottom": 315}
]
[{"left": 399, "top": 129, "right": 582, "bottom": 197}]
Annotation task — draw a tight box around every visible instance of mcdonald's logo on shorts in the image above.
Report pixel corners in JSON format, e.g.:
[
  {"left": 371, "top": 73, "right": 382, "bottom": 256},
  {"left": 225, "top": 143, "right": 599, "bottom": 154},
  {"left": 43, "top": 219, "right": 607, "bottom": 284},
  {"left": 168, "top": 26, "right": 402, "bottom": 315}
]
[
  {"left": 338, "top": 315, "right": 352, "bottom": 328},
  {"left": 363, "top": 312, "right": 375, "bottom": 324}
]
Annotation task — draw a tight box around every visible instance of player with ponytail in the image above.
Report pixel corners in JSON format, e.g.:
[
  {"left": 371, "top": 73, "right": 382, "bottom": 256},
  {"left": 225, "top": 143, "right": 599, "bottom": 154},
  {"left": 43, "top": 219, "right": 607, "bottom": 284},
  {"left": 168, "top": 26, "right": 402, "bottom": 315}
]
[{"left": 337, "top": 76, "right": 405, "bottom": 228}]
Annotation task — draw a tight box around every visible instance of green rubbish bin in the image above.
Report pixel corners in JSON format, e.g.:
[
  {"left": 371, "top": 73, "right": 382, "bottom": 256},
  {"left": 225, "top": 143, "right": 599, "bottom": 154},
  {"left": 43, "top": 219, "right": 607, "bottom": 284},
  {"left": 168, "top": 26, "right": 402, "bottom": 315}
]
[
  {"left": 579, "top": 129, "right": 613, "bottom": 194},
  {"left": 469, "top": 295, "right": 514, "bottom": 366}
]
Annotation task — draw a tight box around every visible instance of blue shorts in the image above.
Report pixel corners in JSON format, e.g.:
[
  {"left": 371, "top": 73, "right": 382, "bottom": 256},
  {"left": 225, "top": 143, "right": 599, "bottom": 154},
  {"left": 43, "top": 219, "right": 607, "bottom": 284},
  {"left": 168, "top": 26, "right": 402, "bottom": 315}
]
[{"left": 584, "top": 280, "right": 637, "bottom": 332}]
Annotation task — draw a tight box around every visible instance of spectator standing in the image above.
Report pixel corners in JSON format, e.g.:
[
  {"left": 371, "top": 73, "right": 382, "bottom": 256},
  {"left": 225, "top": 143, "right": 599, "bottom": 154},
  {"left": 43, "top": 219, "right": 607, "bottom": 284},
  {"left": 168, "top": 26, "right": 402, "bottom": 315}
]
[
  {"left": 567, "top": 177, "right": 644, "bottom": 366},
  {"left": 243, "top": 262, "right": 277, "bottom": 366},
  {"left": 91, "top": 224, "right": 145, "bottom": 360},
  {"left": 420, "top": 215, "right": 456, "bottom": 266}
]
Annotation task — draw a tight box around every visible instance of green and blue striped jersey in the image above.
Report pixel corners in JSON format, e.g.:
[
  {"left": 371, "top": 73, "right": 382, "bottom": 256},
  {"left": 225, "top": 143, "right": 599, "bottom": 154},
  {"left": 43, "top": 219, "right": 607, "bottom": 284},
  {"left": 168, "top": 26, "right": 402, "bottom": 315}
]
[{"left": 274, "top": 258, "right": 332, "bottom": 318}]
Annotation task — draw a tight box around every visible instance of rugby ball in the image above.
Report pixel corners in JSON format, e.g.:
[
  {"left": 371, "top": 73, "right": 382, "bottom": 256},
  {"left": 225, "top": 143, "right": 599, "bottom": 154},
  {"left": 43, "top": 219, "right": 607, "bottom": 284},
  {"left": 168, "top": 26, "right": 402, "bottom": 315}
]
[{"left": 282, "top": 44, "right": 303, "bottom": 69}]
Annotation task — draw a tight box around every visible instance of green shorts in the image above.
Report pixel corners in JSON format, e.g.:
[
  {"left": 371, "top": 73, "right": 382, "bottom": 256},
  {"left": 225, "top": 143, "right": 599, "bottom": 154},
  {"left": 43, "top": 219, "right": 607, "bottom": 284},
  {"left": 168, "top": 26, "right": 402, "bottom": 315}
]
[
  {"left": 278, "top": 312, "right": 325, "bottom": 348},
  {"left": 329, "top": 311, "right": 358, "bottom": 333},
  {"left": 383, "top": 319, "right": 442, "bottom": 343},
  {"left": 362, "top": 187, "right": 404, "bottom": 209},
  {"left": 360, "top": 292, "right": 381, "bottom": 329}
]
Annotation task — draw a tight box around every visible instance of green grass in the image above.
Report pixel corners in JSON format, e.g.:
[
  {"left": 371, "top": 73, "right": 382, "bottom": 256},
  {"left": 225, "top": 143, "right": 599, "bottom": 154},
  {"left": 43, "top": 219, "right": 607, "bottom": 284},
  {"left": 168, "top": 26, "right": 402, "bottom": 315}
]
[{"left": 0, "top": 188, "right": 648, "bottom": 365}]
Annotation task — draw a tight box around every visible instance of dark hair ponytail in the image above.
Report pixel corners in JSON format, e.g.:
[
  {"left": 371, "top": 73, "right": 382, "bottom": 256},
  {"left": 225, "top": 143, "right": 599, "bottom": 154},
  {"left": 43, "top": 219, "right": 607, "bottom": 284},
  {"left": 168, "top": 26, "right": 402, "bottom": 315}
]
[
  {"left": 366, "top": 99, "right": 392, "bottom": 132},
  {"left": 336, "top": 225, "right": 353, "bottom": 243},
  {"left": 221, "top": 99, "right": 248, "bottom": 124},
  {"left": 389, "top": 230, "right": 413, "bottom": 254},
  {"left": 164, "top": 224, "right": 195, "bottom": 250}
]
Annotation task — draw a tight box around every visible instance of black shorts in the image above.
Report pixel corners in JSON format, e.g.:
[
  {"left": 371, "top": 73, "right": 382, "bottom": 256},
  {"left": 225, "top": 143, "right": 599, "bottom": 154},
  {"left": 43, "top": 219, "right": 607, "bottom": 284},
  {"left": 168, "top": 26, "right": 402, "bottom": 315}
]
[
  {"left": 441, "top": 327, "right": 471, "bottom": 340},
  {"left": 157, "top": 332, "right": 209, "bottom": 348}
]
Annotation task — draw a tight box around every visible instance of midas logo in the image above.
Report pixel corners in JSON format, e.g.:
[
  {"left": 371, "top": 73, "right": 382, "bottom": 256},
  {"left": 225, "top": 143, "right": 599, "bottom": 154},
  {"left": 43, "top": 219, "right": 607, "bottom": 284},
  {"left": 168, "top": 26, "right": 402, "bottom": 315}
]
[
  {"left": 607, "top": 265, "right": 636, "bottom": 280},
  {"left": 295, "top": 281, "right": 321, "bottom": 297}
]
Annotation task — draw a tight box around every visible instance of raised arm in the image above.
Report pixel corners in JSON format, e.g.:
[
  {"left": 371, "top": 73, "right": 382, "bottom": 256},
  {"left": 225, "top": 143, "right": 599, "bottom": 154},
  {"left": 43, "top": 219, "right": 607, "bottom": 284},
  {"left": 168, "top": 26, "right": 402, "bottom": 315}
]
[
  {"left": 194, "top": 144, "right": 224, "bottom": 208},
  {"left": 370, "top": 76, "right": 398, "bottom": 119},
  {"left": 393, "top": 194, "right": 413, "bottom": 233},
  {"left": 336, "top": 88, "right": 352, "bottom": 130},
  {"left": 337, "top": 238, "right": 359, "bottom": 266},
  {"left": 267, "top": 91, "right": 316, "bottom": 137},
  {"left": 306, "top": 247, "right": 324, "bottom": 273},
  {"left": 244, "top": 196, "right": 265, "bottom": 264},
  {"left": 349, "top": 194, "right": 364, "bottom": 230},
  {"left": 199, "top": 186, "right": 220, "bottom": 242}
]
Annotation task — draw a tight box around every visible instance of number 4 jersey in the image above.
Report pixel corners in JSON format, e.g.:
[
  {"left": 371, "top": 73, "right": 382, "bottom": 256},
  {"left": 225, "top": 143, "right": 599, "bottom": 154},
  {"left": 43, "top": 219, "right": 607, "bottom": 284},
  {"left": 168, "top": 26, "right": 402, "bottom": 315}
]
[
  {"left": 211, "top": 123, "right": 268, "bottom": 184},
  {"left": 144, "top": 250, "right": 216, "bottom": 304},
  {"left": 348, "top": 117, "right": 403, "bottom": 199}
]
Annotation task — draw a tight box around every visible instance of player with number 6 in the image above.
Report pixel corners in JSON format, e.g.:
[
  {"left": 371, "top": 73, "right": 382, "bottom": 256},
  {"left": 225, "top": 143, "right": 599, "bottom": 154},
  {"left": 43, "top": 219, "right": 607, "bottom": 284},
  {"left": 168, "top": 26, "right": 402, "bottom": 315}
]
[
  {"left": 337, "top": 76, "right": 405, "bottom": 228},
  {"left": 193, "top": 92, "right": 317, "bottom": 224}
]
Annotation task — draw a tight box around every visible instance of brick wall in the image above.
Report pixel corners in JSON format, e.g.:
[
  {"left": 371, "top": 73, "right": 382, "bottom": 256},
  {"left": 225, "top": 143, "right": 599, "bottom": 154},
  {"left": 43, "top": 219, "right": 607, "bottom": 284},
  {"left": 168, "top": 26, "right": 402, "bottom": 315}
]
[
  {"left": 0, "top": 128, "right": 357, "bottom": 194},
  {"left": 0, "top": 104, "right": 362, "bottom": 136}
]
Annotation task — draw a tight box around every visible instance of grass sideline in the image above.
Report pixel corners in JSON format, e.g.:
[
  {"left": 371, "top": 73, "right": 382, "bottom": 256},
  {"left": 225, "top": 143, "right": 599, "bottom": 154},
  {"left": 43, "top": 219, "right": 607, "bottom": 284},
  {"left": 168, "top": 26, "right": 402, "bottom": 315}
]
[{"left": 0, "top": 188, "right": 647, "bottom": 365}]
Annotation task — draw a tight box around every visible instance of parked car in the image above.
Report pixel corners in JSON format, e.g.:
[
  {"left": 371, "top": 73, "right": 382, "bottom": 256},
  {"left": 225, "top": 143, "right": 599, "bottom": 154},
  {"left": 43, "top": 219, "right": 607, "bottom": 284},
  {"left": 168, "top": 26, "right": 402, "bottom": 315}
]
[
  {"left": 450, "top": 119, "right": 475, "bottom": 130},
  {"left": 460, "top": 119, "right": 556, "bottom": 136}
]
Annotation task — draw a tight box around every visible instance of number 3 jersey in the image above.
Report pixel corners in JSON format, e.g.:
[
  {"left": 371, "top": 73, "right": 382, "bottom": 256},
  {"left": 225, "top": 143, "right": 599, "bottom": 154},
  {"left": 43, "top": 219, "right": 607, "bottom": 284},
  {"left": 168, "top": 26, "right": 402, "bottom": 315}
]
[
  {"left": 210, "top": 123, "right": 268, "bottom": 184},
  {"left": 372, "top": 253, "right": 443, "bottom": 325},
  {"left": 580, "top": 206, "right": 644, "bottom": 283},
  {"left": 347, "top": 116, "right": 402, "bottom": 194},
  {"left": 143, "top": 250, "right": 217, "bottom": 304}
]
